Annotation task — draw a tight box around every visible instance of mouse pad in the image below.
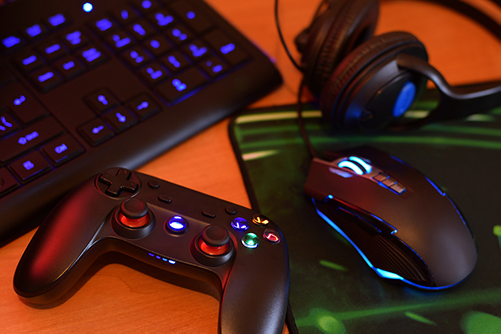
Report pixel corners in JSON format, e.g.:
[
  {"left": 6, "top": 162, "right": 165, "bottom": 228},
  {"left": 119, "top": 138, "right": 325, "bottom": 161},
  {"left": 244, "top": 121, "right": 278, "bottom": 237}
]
[{"left": 229, "top": 89, "right": 501, "bottom": 334}]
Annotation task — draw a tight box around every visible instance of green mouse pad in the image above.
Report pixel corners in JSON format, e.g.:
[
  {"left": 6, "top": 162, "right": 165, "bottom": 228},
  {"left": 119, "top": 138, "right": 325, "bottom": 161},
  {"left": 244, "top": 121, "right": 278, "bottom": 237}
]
[{"left": 229, "top": 89, "right": 501, "bottom": 334}]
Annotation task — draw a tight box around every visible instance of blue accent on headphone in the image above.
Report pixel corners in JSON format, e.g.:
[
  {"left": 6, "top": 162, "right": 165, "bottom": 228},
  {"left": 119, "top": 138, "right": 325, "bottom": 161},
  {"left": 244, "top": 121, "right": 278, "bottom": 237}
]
[{"left": 393, "top": 81, "right": 416, "bottom": 118}]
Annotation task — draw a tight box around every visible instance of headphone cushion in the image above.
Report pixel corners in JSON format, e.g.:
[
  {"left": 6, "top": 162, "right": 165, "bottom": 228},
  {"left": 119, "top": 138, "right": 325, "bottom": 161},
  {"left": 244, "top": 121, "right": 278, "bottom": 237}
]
[
  {"left": 319, "top": 31, "right": 428, "bottom": 129},
  {"left": 303, "top": 0, "right": 379, "bottom": 96}
]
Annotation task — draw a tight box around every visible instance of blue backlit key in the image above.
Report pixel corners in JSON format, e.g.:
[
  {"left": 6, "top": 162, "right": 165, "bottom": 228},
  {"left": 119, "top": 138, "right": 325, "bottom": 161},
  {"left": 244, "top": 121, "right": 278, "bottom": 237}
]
[
  {"left": 167, "top": 25, "right": 193, "bottom": 45},
  {"left": 170, "top": 1, "right": 212, "bottom": 34},
  {"left": 46, "top": 13, "right": 68, "bottom": 30},
  {"left": 78, "top": 45, "right": 107, "bottom": 67},
  {"left": 122, "top": 47, "right": 151, "bottom": 68},
  {"left": 91, "top": 17, "right": 116, "bottom": 35},
  {"left": 105, "top": 31, "right": 133, "bottom": 52},
  {"left": 139, "top": 63, "right": 167, "bottom": 85},
  {"left": 63, "top": 30, "right": 89, "bottom": 50},
  {"left": 10, "top": 151, "right": 52, "bottom": 182},
  {"left": 38, "top": 39, "right": 67, "bottom": 61},
  {"left": 132, "top": 0, "right": 160, "bottom": 14},
  {"left": 156, "top": 67, "right": 207, "bottom": 103},
  {"left": 1, "top": 33, "right": 25, "bottom": 54},
  {"left": 183, "top": 40, "right": 209, "bottom": 61},
  {"left": 127, "top": 19, "right": 155, "bottom": 41},
  {"left": 0, "top": 113, "right": 19, "bottom": 138},
  {"left": 1, "top": 80, "right": 48, "bottom": 123},
  {"left": 85, "top": 88, "right": 119, "bottom": 114},
  {"left": 104, "top": 107, "right": 138, "bottom": 132},
  {"left": 54, "top": 56, "right": 85, "bottom": 79},
  {"left": 144, "top": 35, "right": 172, "bottom": 57},
  {"left": 42, "top": 134, "right": 84, "bottom": 165},
  {"left": 149, "top": 9, "right": 175, "bottom": 29},
  {"left": 204, "top": 30, "right": 248, "bottom": 66},
  {"left": 112, "top": 6, "right": 138, "bottom": 24},
  {"left": 160, "top": 51, "right": 189, "bottom": 73},
  {"left": 29, "top": 67, "right": 63, "bottom": 92},
  {"left": 23, "top": 23, "right": 48, "bottom": 40},
  {"left": 79, "top": 118, "right": 114, "bottom": 146},
  {"left": 14, "top": 51, "right": 45, "bottom": 74},
  {"left": 127, "top": 93, "right": 160, "bottom": 120},
  {"left": 200, "top": 56, "right": 228, "bottom": 78}
]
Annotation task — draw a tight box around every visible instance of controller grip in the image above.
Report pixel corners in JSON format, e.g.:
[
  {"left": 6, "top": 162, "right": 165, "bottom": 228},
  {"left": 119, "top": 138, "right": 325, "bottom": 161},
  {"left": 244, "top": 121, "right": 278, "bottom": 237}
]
[
  {"left": 14, "top": 178, "right": 118, "bottom": 304},
  {"left": 219, "top": 243, "right": 289, "bottom": 333}
]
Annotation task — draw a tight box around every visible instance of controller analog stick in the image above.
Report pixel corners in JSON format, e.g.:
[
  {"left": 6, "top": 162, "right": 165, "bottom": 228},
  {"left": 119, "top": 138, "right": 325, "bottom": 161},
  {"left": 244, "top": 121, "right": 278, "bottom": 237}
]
[
  {"left": 119, "top": 198, "right": 149, "bottom": 228},
  {"left": 199, "top": 225, "right": 230, "bottom": 256}
]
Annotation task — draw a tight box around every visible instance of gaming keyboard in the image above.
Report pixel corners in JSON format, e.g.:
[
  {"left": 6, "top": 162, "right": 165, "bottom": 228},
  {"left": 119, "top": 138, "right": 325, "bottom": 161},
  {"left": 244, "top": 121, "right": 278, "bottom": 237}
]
[{"left": 0, "top": 0, "right": 282, "bottom": 245}]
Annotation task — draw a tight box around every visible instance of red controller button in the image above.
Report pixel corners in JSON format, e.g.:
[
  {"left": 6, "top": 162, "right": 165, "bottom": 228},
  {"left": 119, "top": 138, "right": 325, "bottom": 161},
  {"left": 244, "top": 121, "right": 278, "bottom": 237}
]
[
  {"left": 199, "top": 225, "right": 230, "bottom": 256},
  {"left": 119, "top": 198, "right": 149, "bottom": 228},
  {"left": 263, "top": 229, "right": 281, "bottom": 244}
]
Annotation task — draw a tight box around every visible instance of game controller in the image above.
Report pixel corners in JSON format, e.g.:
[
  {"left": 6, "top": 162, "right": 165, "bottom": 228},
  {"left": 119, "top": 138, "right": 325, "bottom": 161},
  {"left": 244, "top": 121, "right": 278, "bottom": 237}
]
[{"left": 14, "top": 168, "right": 289, "bottom": 334}]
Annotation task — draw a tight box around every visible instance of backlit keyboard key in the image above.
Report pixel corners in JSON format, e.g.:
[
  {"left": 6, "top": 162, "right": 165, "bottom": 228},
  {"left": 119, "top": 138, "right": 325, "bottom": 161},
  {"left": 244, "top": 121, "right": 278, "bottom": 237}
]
[
  {"left": 0, "top": 116, "right": 65, "bottom": 163},
  {"left": 204, "top": 30, "right": 248, "bottom": 66},
  {"left": 63, "top": 30, "right": 89, "bottom": 50},
  {"left": 200, "top": 56, "right": 228, "bottom": 77},
  {"left": 160, "top": 51, "right": 190, "bottom": 73},
  {"left": 105, "top": 31, "right": 134, "bottom": 52},
  {"left": 156, "top": 67, "right": 207, "bottom": 103},
  {"left": 0, "top": 80, "right": 47, "bottom": 123},
  {"left": 29, "top": 66, "right": 63, "bottom": 92},
  {"left": 84, "top": 88, "right": 119, "bottom": 114},
  {"left": 46, "top": 13, "right": 69, "bottom": 30},
  {"left": 0, "top": 113, "right": 19, "bottom": 138},
  {"left": 42, "top": 134, "right": 84, "bottom": 165},
  {"left": 127, "top": 19, "right": 155, "bottom": 40},
  {"left": 53, "top": 56, "right": 85, "bottom": 79},
  {"left": 167, "top": 24, "right": 193, "bottom": 45},
  {"left": 127, "top": 93, "right": 160, "bottom": 120},
  {"left": 139, "top": 62, "right": 168, "bottom": 85},
  {"left": 170, "top": 1, "right": 212, "bottom": 34},
  {"left": 111, "top": 6, "right": 139, "bottom": 25},
  {"left": 91, "top": 17, "right": 116, "bottom": 35},
  {"left": 79, "top": 118, "right": 114, "bottom": 146},
  {"left": 37, "top": 39, "right": 68, "bottom": 61},
  {"left": 183, "top": 40, "right": 209, "bottom": 61},
  {"left": 148, "top": 9, "right": 175, "bottom": 29},
  {"left": 10, "top": 151, "right": 52, "bottom": 182},
  {"left": 23, "top": 23, "right": 48, "bottom": 40},
  {"left": 144, "top": 35, "right": 172, "bottom": 57},
  {"left": 122, "top": 47, "right": 151, "bottom": 68},
  {"left": 14, "top": 51, "right": 45, "bottom": 74},
  {"left": 78, "top": 45, "right": 107, "bottom": 67},
  {"left": 105, "top": 107, "right": 138, "bottom": 132},
  {"left": 1, "top": 33, "right": 25, "bottom": 54}
]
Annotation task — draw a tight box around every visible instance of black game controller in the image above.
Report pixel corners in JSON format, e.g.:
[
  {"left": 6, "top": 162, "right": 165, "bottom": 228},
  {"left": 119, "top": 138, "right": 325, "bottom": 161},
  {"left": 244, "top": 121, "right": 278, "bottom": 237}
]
[{"left": 14, "top": 168, "right": 289, "bottom": 334}]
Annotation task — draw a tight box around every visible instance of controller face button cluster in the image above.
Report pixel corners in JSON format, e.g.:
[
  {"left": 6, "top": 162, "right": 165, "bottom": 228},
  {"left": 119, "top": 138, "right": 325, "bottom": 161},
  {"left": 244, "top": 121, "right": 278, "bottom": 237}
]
[
  {"left": 263, "top": 229, "right": 281, "bottom": 244},
  {"left": 165, "top": 215, "right": 188, "bottom": 234},
  {"left": 230, "top": 217, "right": 249, "bottom": 231},
  {"left": 242, "top": 233, "right": 260, "bottom": 249},
  {"left": 252, "top": 214, "right": 270, "bottom": 226}
]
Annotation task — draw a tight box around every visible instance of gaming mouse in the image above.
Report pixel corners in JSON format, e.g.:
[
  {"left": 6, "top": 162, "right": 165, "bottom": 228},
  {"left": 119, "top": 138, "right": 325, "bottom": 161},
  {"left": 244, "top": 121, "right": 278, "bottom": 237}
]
[{"left": 304, "top": 146, "right": 477, "bottom": 290}]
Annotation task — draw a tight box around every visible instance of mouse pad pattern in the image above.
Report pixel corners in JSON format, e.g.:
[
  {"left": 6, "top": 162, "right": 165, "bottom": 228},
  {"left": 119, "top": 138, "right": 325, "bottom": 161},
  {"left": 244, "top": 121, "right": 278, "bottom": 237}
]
[{"left": 229, "top": 91, "right": 501, "bottom": 334}]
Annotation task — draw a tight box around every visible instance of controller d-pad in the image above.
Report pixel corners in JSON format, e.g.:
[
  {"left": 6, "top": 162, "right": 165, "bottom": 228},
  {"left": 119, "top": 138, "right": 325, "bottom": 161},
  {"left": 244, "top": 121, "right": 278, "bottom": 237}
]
[{"left": 98, "top": 168, "right": 139, "bottom": 197}]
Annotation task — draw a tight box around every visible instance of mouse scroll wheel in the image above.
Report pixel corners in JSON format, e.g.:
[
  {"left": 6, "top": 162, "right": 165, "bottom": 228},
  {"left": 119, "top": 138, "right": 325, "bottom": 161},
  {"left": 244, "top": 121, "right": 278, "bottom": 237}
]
[{"left": 337, "top": 156, "right": 373, "bottom": 175}]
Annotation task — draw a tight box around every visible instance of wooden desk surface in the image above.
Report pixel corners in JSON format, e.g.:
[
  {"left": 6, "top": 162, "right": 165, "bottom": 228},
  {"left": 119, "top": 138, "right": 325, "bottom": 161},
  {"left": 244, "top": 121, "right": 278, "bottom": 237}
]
[{"left": 1, "top": 0, "right": 500, "bottom": 332}]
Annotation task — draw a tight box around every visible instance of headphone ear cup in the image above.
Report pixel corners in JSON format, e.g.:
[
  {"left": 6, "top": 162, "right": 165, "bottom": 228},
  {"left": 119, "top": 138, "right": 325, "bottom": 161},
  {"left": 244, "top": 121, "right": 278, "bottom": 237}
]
[
  {"left": 319, "top": 31, "right": 429, "bottom": 132},
  {"left": 301, "top": 0, "right": 379, "bottom": 96}
]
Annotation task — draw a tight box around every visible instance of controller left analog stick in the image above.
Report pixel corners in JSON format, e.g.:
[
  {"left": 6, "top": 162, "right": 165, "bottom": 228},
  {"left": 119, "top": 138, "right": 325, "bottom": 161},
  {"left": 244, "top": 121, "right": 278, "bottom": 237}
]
[{"left": 113, "top": 198, "right": 155, "bottom": 238}]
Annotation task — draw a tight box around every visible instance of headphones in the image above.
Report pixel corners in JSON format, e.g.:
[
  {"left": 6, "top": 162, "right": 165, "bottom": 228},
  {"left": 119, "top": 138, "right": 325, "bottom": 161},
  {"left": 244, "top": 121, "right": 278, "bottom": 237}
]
[{"left": 291, "top": 0, "right": 501, "bottom": 132}]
